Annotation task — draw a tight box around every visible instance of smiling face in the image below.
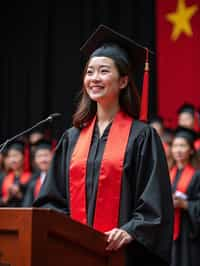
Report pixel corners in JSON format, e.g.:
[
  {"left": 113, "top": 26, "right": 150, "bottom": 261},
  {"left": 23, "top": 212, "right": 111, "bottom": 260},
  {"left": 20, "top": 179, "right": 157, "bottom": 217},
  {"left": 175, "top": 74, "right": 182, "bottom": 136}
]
[
  {"left": 171, "top": 137, "right": 193, "bottom": 164},
  {"left": 7, "top": 149, "right": 24, "bottom": 171},
  {"left": 178, "top": 112, "right": 194, "bottom": 129},
  {"left": 34, "top": 149, "right": 53, "bottom": 172},
  {"left": 83, "top": 56, "right": 128, "bottom": 106}
]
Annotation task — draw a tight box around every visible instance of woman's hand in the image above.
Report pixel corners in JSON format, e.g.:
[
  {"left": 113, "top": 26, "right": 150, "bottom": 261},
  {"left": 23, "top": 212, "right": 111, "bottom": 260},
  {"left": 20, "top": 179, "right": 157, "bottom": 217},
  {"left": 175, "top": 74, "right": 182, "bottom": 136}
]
[
  {"left": 173, "top": 194, "right": 188, "bottom": 210},
  {"left": 105, "top": 228, "right": 133, "bottom": 251}
]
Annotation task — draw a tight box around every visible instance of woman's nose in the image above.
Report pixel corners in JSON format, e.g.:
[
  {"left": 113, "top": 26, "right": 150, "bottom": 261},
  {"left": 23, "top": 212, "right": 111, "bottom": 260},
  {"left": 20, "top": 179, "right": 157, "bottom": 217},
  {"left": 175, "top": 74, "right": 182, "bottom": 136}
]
[{"left": 91, "top": 72, "right": 100, "bottom": 81}]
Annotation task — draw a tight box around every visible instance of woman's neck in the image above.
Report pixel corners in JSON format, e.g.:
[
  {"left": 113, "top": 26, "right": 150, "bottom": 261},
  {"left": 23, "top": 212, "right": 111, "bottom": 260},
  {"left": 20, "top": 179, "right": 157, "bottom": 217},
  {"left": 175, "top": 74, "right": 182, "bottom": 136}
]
[
  {"left": 177, "top": 160, "right": 189, "bottom": 170},
  {"left": 97, "top": 102, "right": 120, "bottom": 124}
]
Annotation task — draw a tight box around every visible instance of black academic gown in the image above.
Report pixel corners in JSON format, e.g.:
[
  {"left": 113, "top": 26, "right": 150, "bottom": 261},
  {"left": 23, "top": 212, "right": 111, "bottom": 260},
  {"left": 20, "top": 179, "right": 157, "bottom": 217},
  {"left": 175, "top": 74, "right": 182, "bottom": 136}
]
[
  {"left": 33, "top": 120, "right": 173, "bottom": 266},
  {"left": 171, "top": 169, "right": 200, "bottom": 266},
  {"left": 22, "top": 172, "right": 40, "bottom": 207},
  {"left": 0, "top": 172, "right": 5, "bottom": 206}
]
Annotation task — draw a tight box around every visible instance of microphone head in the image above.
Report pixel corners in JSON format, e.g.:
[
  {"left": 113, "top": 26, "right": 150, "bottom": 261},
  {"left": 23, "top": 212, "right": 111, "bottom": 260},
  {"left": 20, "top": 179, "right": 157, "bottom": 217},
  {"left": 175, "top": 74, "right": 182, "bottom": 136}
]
[{"left": 47, "top": 113, "right": 62, "bottom": 121}]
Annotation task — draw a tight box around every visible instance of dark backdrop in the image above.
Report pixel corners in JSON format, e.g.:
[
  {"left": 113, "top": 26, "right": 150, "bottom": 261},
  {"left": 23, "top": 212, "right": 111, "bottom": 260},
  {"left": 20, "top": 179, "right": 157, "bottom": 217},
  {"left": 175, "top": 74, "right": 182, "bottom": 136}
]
[{"left": 0, "top": 1, "right": 156, "bottom": 143}]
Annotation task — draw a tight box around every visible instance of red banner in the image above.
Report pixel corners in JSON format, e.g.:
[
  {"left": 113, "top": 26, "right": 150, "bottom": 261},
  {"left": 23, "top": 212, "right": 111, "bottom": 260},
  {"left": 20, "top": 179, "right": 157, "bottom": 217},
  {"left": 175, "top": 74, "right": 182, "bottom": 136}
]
[{"left": 156, "top": 0, "right": 200, "bottom": 128}]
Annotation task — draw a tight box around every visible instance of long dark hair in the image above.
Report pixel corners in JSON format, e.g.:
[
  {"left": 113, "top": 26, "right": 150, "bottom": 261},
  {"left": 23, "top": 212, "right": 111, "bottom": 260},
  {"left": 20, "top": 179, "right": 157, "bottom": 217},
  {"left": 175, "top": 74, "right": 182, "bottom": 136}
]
[
  {"left": 172, "top": 136, "right": 200, "bottom": 169},
  {"left": 73, "top": 56, "right": 140, "bottom": 128}
]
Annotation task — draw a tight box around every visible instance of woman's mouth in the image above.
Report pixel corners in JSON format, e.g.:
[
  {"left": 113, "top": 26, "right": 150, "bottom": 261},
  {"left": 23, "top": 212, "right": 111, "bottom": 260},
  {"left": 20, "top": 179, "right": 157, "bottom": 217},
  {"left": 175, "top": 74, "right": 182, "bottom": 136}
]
[{"left": 90, "top": 86, "right": 104, "bottom": 93}]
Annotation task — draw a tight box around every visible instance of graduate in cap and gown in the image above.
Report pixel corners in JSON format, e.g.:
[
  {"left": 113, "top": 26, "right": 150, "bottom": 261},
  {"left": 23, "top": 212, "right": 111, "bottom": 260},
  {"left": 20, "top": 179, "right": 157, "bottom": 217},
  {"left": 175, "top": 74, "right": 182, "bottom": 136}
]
[
  {"left": 177, "top": 103, "right": 200, "bottom": 153},
  {"left": 0, "top": 140, "right": 32, "bottom": 207},
  {"left": 170, "top": 126, "right": 200, "bottom": 266},
  {"left": 23, "top": 139, "right": 53, "bottom": 206},
  {"left": 34, "top": 25, "right": 173, "bottom": 266}
]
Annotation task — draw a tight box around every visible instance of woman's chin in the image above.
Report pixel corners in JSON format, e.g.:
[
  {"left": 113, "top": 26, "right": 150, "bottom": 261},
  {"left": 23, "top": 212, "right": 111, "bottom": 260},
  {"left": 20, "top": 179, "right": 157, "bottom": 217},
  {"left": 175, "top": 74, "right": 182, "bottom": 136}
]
[
  {"left": 175, "top": 158, "right": 188, "bottom": 164},
  {"left": 89, "top": 94, "right": 105, "bottom": 102}
]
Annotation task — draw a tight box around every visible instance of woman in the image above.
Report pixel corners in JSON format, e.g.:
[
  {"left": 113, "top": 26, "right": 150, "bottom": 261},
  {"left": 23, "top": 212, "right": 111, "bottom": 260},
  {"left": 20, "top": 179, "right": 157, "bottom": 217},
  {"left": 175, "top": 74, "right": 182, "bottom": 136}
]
[
  {"left": 177, "top": 103, "right": 200, "bottom": 156},
  {"left": 170, "top": 126, "right": 200, "bottom": 266},
  {"left": 34, "top": 25, "right": 173, "bottom": 266},
  {"left": 0, "top": 140, "right": 32, "bottom": 207}
]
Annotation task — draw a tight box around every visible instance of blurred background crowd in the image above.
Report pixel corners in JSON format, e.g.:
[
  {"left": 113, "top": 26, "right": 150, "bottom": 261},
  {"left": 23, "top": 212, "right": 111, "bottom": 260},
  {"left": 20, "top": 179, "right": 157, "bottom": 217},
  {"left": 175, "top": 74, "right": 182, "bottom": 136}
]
[
  {"left": 0, "top": 101, "right": 199, "bottom": 208},
  {"left": 0, "top": 1, "right": 200, "bottom": 265}
]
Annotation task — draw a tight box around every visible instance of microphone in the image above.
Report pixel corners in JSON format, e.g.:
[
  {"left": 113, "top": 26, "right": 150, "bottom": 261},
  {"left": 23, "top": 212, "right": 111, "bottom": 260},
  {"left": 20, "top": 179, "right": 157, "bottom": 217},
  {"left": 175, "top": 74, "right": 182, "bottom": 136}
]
[
  {"left": 0, "top": 113, "right": 62, "bottom": 153},
  {"left": 46, "top": 113, "right": 62, "bottom": 122}
]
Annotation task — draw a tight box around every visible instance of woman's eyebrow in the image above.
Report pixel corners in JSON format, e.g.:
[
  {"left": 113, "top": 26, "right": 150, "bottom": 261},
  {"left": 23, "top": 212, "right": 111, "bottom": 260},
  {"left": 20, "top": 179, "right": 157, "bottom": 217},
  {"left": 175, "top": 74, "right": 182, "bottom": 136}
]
[{"left": 87, "top": 64, "right": 111, "bottom": 68}]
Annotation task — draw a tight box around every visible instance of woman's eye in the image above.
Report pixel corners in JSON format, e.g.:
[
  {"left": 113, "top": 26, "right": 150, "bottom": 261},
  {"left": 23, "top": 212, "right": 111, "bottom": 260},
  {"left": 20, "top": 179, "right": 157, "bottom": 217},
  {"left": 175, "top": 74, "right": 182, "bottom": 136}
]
[
  {"left": 86, "top": 70, "right": 93, "bottom": 75},
  {"left": 101, "top": 69, "right": 109, "bottom": 73}
]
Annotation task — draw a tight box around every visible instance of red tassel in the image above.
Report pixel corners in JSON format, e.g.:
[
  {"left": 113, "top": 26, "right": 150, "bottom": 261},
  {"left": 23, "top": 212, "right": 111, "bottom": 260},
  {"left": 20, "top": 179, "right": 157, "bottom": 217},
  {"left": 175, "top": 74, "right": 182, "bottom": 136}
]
[
  {"left": 194, "top": 139, "right": 200, "bottom": 151},
  {"left": 140, "top": 48, "right": 149, "bottom": 122}
]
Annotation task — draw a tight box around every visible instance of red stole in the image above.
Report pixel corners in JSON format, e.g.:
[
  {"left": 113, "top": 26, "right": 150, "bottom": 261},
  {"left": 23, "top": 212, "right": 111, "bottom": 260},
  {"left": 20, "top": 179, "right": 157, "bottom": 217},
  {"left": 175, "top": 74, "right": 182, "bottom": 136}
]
[
  {"left": 69, "top": 111, "right": 133, "bottom": 232},
  {"left": 162, "top": 141, "right": 169, "bottom": 155},
  {"left": 194, "top": 139, "right": 200, "bottom": 151},
  {"left": 2, "top": 171, "right": 31, "bottom": 200},
  {"left": 34, "top": 177, "right": 42, "bottom": 199},
  {"left": 170, "top": 164, "right": 194, "bottom": 240}
]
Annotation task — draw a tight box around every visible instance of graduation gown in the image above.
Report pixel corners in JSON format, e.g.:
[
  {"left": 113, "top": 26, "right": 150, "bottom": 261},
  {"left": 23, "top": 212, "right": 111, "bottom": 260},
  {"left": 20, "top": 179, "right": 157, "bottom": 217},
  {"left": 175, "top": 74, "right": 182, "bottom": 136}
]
[
  {"left": 33, "top": 120, "right": 173, "bottom": 266},
  {"left": 171, "top": 168, "right": 200, "bottom": 266},
  {"left": 22, "top": 172, "right": 46, "bottom": 207},
  {"left": 0, "top": 172, "right": 5, "bottom": 206}
]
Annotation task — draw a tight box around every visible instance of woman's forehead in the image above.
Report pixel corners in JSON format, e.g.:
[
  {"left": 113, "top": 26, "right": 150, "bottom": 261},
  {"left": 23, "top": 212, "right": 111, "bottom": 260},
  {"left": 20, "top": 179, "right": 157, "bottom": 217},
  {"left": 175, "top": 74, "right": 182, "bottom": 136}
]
[
  {"left": 172, "top": 137, "right": 190, "bottom": 144},
  {"left": 8, "top": 149, "right": 24, "bottom": 155},
  {"left": 87, "top": 56, "right": 115, "bottom": 67}
]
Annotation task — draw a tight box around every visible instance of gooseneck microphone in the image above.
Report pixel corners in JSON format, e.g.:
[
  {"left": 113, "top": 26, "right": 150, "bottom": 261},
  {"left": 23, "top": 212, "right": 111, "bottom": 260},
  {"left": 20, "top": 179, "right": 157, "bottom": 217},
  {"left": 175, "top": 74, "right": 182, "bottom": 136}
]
[{"left": 0, "top": 113, "right": 62, "bottom": 153}]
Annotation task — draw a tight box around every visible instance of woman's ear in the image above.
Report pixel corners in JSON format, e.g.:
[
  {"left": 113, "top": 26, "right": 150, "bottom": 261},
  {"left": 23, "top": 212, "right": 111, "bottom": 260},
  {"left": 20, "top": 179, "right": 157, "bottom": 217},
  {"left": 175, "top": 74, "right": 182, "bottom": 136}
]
[{"left": 119, "top": 76, "right": 129, "bottom": 90}]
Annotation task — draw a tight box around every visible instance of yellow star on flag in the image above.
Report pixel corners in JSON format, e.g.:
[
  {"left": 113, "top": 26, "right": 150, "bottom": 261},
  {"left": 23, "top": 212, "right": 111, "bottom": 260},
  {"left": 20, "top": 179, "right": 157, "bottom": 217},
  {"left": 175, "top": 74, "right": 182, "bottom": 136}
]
[{"left": 166, "top": 0, "right": 198, "bottom": 41}]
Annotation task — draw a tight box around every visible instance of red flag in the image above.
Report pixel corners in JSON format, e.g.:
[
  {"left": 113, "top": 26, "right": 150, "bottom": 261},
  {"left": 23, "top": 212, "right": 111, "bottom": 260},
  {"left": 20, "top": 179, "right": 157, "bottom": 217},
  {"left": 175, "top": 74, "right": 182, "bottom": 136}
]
[{"left": 156, "top": 0, "right": 200, "bottom": 128}]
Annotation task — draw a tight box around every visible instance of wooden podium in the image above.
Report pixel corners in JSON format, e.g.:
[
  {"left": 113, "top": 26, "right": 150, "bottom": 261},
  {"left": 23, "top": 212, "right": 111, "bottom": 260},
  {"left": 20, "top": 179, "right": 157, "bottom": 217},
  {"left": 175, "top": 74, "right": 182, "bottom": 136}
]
[{"left": 0, "top": 208, "right": 125, "bottom": 266}]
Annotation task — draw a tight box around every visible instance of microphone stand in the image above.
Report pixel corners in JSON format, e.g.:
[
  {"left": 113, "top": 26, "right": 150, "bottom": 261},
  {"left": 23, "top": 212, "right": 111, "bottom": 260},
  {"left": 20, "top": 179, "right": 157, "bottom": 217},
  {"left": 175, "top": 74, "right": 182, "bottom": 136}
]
[{"left": 0, "top": 113, "right": 61, "bottom": 153}]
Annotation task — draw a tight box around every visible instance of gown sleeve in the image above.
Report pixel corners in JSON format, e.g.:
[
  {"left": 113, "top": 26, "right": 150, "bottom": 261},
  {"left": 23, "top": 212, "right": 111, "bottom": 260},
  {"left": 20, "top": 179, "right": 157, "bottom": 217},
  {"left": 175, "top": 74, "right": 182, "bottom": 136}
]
[
  {"left": 22, "top": 174, "right": 38, "bottom": 207},
  {"left": 120, "top": 125, "right": 174, "bottom": 264},
  {"left": 0, "top": 173, "right": 6, "bottom": 206},
  {"left": 33, "top": 131, "right": 69, "bottom": 214},
  {"left": 22, "top": 180, "right": 35, "bottom": 207},
  {"left": 186, "top": 171, "right": 200, "bottom": 238}
]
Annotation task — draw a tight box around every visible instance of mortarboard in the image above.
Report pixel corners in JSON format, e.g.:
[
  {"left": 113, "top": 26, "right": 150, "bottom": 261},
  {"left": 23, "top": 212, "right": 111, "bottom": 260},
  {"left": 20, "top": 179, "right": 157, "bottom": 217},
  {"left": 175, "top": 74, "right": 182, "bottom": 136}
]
[
  {"left": 177, "top": 103, "right": 195, "bottom": 115},
  {"left": 174, "top": 126, "right": 198, "bottom": 145},
  {"left": 32, "top": 139, "right": 52, "bottom": 153},
  {"left": 7, "top": 140, "right": 25, "bottom": 154},
  {"left": 5, "top": 140, "right": 30, "bottom": 172},
  {"left": 80, "top": 24, "right": 152, "bottom": 121}
]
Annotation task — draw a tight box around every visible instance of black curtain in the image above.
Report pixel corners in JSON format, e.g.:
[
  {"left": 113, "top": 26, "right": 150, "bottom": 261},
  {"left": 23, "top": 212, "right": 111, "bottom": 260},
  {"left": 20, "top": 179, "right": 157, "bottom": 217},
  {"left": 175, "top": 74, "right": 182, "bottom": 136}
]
[{"left": 0, "top": 1, "right": 156, "bottom": 143}]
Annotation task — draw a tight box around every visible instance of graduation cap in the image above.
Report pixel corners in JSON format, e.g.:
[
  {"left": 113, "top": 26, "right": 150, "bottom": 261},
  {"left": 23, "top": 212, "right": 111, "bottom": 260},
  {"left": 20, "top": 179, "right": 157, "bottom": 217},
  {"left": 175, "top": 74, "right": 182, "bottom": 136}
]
[
  {"left": 33, "top": 139, "right": 52, "bottom": 153},
  {"left": 80, "top": 24, "right": 152, "bottom": 121},
  {"left": 177, "top": 103, "right": 195, "bottom": 115},
  {"left": 7, "top": 140, "right": 25, "bottom": 154},
  {"left": 174, "top": 126, "right": 198, "bottom": 145}
]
